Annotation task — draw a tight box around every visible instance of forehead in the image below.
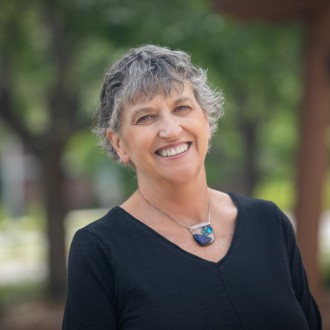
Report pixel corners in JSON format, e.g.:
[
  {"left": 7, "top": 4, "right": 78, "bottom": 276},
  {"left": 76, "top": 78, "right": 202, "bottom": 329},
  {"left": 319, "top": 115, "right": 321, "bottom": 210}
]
[{"left": 124, "top": 82, "right": 196, "bottom": 111}]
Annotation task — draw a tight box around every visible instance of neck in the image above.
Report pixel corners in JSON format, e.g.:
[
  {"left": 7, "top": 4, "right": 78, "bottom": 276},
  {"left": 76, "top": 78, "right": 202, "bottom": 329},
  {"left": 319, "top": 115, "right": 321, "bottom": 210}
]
[{"left": 136, "top": 170, "right": 210, "bottom": 222}]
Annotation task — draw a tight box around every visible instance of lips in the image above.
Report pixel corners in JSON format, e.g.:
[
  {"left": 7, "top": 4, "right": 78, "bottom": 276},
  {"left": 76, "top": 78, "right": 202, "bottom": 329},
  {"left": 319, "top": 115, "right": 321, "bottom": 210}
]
[{"left": 156, "top": 143, "right": 190, "bottom": 158}]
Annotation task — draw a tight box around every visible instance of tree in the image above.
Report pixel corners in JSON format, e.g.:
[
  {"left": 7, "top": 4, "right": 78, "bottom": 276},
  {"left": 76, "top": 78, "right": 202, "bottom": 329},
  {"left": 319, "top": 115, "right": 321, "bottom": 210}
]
[
  {"left": 0, "top": 0, "right": 304, "bottom": 299},
  {"left": 0, "top": 0, "right": 129, "bottom": 297},
  {"left": 0, "top": 0, "right": 216, "bottom": 299},
  {"left": 1, "top": 0, "right": 86, "bottom": 298}
]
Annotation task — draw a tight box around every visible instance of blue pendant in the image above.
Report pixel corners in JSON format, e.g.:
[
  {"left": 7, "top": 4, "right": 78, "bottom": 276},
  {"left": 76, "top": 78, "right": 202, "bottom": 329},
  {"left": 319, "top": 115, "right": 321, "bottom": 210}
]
[{"left": 189, "top": 223, "right": 215, "bottom": 247}]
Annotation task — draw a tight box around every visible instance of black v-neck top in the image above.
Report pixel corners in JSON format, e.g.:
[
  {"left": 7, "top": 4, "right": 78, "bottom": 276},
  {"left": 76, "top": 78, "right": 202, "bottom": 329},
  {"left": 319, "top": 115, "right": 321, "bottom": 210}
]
[{"left": 63, "top": 193, "right": 322, "bottom": 329}]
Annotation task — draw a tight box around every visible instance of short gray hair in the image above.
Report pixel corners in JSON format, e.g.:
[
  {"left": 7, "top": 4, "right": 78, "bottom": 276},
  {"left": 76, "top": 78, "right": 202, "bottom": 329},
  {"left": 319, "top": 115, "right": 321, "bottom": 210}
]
[{"left": 93, "top": 44, "right": 224, "bottom": 161}]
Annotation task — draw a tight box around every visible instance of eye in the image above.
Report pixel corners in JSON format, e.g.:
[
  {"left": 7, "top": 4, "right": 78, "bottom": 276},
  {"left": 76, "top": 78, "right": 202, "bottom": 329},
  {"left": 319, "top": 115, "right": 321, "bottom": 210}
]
[
  {"left": 175, "top": 105, "right": 191, "bottom": 113},
  {"left": 136, "top": 114, "right": 154, "bottom": 125}
]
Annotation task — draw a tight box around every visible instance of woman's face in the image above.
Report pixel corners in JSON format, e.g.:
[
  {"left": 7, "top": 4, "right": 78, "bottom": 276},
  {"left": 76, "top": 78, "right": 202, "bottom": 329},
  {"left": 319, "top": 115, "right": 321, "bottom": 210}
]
[{"left": 107, "top": 83, "right": 210, "bottom": 185}]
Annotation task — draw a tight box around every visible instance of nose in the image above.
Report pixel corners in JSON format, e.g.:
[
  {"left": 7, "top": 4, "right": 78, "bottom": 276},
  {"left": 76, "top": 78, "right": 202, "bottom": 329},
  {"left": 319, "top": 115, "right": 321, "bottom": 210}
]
[{"left": 158, "top": 115, "right": 182, "bottom": 140}]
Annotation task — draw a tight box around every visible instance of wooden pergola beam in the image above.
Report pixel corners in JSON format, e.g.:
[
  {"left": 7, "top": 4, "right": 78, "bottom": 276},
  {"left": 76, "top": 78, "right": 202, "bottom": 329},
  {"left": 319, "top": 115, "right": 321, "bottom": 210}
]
[
  {"left": 296, "top": 3, "right": 330, "bottom": 297},
  {"left": 214, "top": 0, "right": 328, "bottom": 22},
  {"left": 214, "top": 0, "right": 330, "bottom": 302}
]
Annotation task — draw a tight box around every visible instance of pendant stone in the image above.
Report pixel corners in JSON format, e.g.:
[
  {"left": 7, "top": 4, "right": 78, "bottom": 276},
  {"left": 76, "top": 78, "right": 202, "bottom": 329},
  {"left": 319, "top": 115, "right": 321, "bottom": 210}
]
[{"left": 188, "top": 222, "right": 215, "bottom": 247}]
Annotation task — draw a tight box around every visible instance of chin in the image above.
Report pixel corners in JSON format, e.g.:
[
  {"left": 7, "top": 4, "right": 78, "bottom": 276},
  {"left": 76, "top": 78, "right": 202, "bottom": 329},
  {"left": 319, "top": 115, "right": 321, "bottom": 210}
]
[{"left": 162, "top": 164, "right": 203, "bottom": 183}]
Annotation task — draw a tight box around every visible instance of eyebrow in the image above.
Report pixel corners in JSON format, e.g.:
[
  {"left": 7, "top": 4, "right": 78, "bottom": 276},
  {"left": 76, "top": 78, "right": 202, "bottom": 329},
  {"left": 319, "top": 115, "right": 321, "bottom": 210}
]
[
  {"left": 130, "top": 96, "right": 193, "bottom": 117},
  {"left": 130, "top": 107, "right": 153, "bottom": 118},
  {"left": 173, "top": 96, "right": 192, "bottom": 105}
]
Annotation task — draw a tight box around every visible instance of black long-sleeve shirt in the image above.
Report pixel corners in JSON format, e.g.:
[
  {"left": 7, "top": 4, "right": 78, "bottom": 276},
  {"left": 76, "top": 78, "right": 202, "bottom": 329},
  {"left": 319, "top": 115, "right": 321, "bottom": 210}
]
[{"left": 63, "top": 193, "right": 322, "bottom": 329}]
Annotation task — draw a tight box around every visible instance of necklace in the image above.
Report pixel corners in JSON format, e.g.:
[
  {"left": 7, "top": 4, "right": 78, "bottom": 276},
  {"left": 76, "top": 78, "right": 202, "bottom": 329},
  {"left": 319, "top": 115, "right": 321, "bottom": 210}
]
[{"left": 139, "top": 190, "right": 215, "bottom": 247}]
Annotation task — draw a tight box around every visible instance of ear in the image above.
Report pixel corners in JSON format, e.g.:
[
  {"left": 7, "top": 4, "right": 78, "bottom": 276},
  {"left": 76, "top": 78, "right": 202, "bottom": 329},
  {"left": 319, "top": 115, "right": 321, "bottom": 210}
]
[{"left": 106, "top": 129, "right": 130, "bottom": 164}]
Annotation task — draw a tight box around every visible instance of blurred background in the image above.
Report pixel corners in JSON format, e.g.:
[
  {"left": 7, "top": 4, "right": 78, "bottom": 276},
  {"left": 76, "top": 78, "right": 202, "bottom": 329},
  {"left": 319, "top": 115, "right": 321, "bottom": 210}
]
[{"left": 0, "top": 0, "right": 329, "bottom": 329}]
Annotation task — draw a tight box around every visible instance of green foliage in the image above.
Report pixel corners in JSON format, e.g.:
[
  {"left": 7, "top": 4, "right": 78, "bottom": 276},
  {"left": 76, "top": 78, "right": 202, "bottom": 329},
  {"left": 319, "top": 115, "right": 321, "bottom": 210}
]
[
  {"left": 0, "top": 0, "right": 308, "bottom": 206},
  {"left": 0, "top": 281, "right": 45, "bottom": 307},
  {"left": 200, "top": 21, "right": 303, "bottom": 203}
]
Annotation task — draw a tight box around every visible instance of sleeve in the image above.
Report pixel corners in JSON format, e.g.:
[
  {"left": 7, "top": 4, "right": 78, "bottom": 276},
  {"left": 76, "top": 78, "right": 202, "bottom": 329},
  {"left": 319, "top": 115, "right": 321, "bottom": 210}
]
[
  {"left": 276, "top": 206, "right": 322, "bottom": 330},
  {"left": 62, "top": 228, "right": 118, "bottom": 330}
]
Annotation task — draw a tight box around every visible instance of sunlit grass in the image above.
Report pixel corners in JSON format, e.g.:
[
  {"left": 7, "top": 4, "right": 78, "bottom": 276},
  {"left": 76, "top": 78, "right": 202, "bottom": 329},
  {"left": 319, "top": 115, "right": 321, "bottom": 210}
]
[
  {"left": 254, "top": 179, "right": 295, "bottom": 211},
  {"left": 0, "top": 281, "right": 46, "bottom": 307}
]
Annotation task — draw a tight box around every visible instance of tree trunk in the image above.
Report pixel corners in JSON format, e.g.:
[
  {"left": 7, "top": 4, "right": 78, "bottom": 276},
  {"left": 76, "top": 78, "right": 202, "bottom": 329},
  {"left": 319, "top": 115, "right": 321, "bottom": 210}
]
[
  {"left": 41, "top": 143, "right": 68, "bottom": 299},
  {"left": 240, "top": 119, "right": 259, "bottom": 196},
  {"left": 295, "top": 4, "right": 330, "bottom": 301},
  {"left": 236, "top": 91, "right": 260, "bottom": 196}
]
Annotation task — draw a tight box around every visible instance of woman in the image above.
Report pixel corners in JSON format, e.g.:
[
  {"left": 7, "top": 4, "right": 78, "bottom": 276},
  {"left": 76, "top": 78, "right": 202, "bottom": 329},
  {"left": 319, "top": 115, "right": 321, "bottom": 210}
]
[{"left": 63, "top": 45, "right": 322, "bottom": 329}]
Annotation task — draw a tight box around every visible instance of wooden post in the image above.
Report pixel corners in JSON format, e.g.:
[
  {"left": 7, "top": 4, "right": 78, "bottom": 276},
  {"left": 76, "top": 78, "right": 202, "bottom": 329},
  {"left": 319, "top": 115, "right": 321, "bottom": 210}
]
[{"left": 295, "top": 3, "right": 330, "bottom": 301}]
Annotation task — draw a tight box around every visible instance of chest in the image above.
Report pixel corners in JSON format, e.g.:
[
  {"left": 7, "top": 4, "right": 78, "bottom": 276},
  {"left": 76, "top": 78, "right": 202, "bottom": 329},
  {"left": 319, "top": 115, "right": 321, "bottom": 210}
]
[
  {"left": 108, "top": 207, "right": 310, "bottom": 329},
  {"left": 115, "top": 251, "right": 241, "bottom": 330},
  {"left": 112, "top": 242, "right": 308, "bottom": 330}
]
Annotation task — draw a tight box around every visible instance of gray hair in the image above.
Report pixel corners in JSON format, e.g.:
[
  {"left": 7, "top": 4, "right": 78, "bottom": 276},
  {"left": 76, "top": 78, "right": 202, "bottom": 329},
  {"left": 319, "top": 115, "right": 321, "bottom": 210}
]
[{"left": 93, "top": 44, "right": 224, "bottom": 161}]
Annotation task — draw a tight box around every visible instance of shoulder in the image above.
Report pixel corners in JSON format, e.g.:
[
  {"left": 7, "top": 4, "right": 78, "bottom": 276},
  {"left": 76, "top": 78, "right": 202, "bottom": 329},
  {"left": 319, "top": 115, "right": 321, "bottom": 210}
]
[
  {"left": 69, "top": 205, "right": 153, "bottom": 259},
  {"left": 210, "top": 189, "right": 284, "bottom": 221},
  {"left": 228, "top": 192, "right": 284, "bottom": 220},
  {"left": 229, "top": 192, "right": 296, "bottom": 239},
  {"left": 210, "top": 190, "right": 279, "bottom": 218},
  {"left": 82, "top": 206, "right": 125, "bottom": 234},
  {"left": 217, "top": 191, "right": 293, "bottom": 233},
  {"left": 228, "top": 192, "right": 275, "bottom": 211},
  {"left": 69, "top": 206, "right": 129, "bottom": 252}
]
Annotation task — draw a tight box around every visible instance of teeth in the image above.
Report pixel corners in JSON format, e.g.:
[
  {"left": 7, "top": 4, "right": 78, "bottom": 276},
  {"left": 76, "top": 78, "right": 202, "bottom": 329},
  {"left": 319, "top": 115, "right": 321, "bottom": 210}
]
[{"left": 158, "top": 143, "right": 189, "bottom": 157}]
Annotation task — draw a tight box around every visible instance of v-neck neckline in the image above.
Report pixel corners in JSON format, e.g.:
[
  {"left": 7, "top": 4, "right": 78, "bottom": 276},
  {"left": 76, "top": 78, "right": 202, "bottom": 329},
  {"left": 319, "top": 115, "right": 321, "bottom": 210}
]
[{"left": 115, "top": 192, "right": 241, "bottom": 266}]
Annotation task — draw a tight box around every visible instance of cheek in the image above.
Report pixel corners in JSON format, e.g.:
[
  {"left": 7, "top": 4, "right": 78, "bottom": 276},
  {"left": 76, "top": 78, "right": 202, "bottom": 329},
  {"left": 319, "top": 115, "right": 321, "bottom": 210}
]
[
  {"left": 121, "top": 125, "right": 138, "bottom": 147},
  {"left": 122, "top": 128, "right": 149, "bottom": 158},
  {"left": 203, "top": 113, "right": 210, "bottom": 133}
]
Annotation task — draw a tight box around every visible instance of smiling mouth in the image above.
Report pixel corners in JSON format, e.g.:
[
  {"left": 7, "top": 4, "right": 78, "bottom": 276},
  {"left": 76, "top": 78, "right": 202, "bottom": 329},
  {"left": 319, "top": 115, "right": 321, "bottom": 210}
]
[{"left": 156, "top": 143, "right": 191, "bottom": 158}]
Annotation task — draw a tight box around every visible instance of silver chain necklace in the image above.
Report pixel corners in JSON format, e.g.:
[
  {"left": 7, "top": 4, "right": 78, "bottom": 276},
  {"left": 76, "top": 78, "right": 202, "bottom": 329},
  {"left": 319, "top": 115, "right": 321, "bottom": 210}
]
[{"left": 139, "top": 190, "right": 215, "bottom": 247}]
